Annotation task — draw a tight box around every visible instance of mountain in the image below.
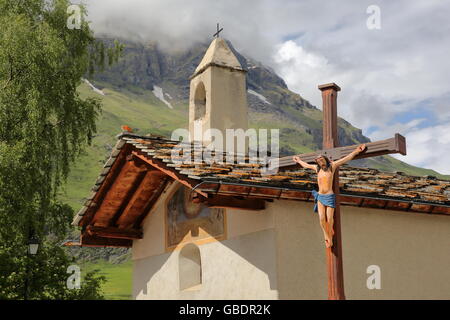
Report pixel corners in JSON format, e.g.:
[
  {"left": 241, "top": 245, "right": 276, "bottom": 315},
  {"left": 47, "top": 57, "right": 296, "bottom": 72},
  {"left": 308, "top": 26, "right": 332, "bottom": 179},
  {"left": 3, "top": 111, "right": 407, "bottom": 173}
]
[
  {"left": 61, "top": 38, "right": 448, "bottom": 210},
  {"left": 91, "top": 38, "right": 370, "bottom": 152}
]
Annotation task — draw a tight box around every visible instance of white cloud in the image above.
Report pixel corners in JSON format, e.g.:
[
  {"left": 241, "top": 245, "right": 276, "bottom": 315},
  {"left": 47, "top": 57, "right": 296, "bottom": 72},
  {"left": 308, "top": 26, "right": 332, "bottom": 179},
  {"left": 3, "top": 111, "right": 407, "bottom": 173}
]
[
  {"left": 391, "top": 125, "right": 450, "bottom": 174},
  {"left": 431, "top": 93, "right": 450, "bottom": 122},
  {"left": 369, "top": 119, "right": 450, "bottom": 174},
  {"left": 273, "top": 40, "right": 333, "bottom": 107},
  {"left": 370, "top": 119, "right": 426, "bottom": 142}
]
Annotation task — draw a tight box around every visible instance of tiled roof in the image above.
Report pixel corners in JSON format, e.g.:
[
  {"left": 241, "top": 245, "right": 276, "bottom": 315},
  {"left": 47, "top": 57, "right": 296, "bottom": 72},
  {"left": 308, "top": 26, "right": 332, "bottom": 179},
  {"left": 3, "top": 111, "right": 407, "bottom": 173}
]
[
  {"left": 123, "top": 133, "right": 450, "bottom": 201},
  {"left": 73, "top": 132, "right": 450, "bottom": 226}
]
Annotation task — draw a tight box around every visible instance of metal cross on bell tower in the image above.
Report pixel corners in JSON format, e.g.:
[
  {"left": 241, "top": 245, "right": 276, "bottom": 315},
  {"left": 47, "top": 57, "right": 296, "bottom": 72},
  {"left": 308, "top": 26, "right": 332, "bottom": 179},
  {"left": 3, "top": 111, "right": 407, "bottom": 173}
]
[{"left": 213, "top": 23, "right": 223, "bottom": 38}]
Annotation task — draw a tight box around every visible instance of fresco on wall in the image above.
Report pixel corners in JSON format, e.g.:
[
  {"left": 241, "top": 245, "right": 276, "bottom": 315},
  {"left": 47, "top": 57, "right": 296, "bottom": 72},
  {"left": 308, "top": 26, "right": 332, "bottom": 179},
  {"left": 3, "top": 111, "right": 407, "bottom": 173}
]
[{"left": 166, "top": 185, "right": 225, "bottom": 248}]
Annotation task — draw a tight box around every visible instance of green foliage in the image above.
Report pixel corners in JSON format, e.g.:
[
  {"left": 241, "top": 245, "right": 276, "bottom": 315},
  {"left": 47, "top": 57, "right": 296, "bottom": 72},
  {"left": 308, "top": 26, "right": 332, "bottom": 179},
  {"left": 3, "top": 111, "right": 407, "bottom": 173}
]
[
  {"left": 0, "top": 239, "right": 105, "bottom": 299},
  {"left": 0, "top": 0, "right": 122, "bottom": 299},
  {"left": 67, "top": 269, "right": 106, "bottom": 300}
]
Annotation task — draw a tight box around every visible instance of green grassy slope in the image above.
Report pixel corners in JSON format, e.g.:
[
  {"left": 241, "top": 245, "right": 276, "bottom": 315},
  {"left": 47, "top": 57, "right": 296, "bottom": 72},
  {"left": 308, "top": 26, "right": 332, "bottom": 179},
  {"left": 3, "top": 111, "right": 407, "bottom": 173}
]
[
  {"left": 82, "top": 260, "right": 133, "bottom": 300},
  {"left": 370, "top": 154, "right": 450, "bottom": 179}
]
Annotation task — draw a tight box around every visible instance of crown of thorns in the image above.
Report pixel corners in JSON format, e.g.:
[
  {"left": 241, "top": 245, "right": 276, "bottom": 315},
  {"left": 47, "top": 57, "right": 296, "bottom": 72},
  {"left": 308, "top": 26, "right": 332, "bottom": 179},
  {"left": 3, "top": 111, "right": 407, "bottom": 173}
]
[{"left": 315, "top": 154, "right": 329, "bottom": 161}]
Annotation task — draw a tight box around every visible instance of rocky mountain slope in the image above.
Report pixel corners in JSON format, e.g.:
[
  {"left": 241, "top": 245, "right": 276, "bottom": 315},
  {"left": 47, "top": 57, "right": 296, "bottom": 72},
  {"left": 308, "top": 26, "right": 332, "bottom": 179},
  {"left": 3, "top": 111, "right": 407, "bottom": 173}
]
[{"left": 91, "top": 38, "right": 371, "bottom": 152}]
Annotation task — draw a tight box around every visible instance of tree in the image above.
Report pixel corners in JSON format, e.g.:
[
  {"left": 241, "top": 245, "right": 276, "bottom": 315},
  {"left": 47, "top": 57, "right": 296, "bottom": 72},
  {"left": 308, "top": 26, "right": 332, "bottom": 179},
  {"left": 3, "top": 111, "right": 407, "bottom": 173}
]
[{"left": 0, "top": 0, "right": 122, "bottom": 299}]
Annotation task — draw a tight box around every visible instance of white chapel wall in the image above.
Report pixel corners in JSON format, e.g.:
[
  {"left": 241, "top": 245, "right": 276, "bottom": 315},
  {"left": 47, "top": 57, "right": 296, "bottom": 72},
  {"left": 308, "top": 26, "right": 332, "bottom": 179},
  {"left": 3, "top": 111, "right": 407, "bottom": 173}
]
[
  {"left": 132, "top": 181, "right": 278, "bottom": 300},
  {"left": 269, "top": 199, "right": 450, "bottom": 299},
  {"left": 133, "top": 229, "right": 278, "bottom": 300},
  {"left": 341, "top": 205, "right": 450, "bottom": 299},
  {"left": 131, "top": 179, "right": 450, "bottom": 300}
]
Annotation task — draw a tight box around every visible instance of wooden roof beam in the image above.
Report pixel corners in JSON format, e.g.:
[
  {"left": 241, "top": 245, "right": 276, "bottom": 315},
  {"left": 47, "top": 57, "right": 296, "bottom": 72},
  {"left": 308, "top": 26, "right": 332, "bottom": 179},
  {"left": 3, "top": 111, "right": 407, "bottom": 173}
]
[
  {"left": 79, "top": 146, "right": 129, "bottom": 226},
  {"left": 133, "top": 177, "right": 171, "bottom": 229},
  {"left": 107, "top": 166, "right": 152, "bottom": 227},
  {"left": 80, "top": 233, "right": 133, "bottom": 248},
  {"left": 115, "top": 170, "right": 167, "bottom": 229},
  {"left": 86, "top": 225, "right": 143, "bottom": 240},
  {"left": 91, "top": 158, "right": 148, "bottom": 227},
  {"left": 131, "top": 150, "right": 208, "bottom": 197},
  {"left": 205, "top": 194, "right": 266, "bottom": 211}
]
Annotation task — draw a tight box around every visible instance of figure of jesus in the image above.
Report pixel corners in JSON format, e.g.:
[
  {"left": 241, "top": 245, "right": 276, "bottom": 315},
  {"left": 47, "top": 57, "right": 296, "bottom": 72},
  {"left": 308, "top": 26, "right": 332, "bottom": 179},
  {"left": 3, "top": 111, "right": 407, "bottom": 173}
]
[{"left": 293, "top": 144, "right": 366, "bottom": 248}]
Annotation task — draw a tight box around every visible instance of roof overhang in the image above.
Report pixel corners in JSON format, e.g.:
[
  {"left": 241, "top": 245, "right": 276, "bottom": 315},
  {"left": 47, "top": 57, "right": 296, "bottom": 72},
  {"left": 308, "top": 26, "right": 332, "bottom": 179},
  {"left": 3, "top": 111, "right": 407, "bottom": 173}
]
[
  {"left": 194, "top": 180, "right": 450, "bottom": 215},
  {"left": 71, "top": 142, "right": 172, "bottom": 247}
]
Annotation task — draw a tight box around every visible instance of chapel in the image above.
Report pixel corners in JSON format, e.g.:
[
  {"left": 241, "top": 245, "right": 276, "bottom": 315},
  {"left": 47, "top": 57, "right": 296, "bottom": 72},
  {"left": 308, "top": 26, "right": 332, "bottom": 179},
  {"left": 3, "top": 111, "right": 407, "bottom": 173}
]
[{"left": 71, "top": 37, "right": 450, "bottom": 299}]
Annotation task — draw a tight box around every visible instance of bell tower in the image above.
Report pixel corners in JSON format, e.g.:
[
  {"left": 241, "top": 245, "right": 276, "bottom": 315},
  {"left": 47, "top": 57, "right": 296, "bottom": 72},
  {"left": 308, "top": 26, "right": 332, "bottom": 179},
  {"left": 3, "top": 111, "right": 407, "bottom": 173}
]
[{"left": 189, "top": 37, "right": 248, "bottom": 149}]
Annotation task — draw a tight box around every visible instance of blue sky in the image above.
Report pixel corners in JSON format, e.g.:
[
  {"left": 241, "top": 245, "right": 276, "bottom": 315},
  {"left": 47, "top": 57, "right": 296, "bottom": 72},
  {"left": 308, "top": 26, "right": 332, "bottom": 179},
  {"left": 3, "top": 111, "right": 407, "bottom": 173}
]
[{"left": 86, "top": 0, "right": 450, "bottom": 174}]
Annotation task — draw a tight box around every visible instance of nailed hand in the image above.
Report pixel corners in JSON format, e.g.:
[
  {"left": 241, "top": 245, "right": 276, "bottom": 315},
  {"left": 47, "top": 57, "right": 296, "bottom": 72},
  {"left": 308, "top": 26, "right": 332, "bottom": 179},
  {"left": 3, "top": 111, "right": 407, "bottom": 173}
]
[{"left": 356, "top": 144, "right": 366, "bottom": 153}]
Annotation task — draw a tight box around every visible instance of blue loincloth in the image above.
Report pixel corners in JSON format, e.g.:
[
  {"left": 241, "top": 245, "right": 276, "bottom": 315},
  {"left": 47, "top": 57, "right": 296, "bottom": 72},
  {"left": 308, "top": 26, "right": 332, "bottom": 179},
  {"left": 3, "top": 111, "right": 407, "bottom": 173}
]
[{"left": 312, "top": 190, "right": 336, "bottom": 213}]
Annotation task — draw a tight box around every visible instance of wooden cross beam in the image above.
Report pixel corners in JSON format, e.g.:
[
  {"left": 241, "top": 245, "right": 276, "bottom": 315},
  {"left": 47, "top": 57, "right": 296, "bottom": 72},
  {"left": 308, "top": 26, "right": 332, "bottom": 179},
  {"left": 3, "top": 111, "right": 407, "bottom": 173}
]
[
  {"left": 276, "top": 133, "right": 406, "bottom": 170},
  {"left": 278, "top": 82, "right": 407, "bottom": 300}
]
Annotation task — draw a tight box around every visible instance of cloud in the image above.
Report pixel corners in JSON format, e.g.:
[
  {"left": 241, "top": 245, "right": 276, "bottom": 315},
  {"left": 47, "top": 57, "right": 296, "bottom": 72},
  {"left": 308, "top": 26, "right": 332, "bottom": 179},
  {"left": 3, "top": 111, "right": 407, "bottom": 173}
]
[
  {"left": 83, "top": 0, "right": 281, "bottom": 60},
  {"left": 391, "top": 125, "right": 450, "bottom": 174},
  {"left": 273, "top": 40, "right": 333, "bottom": 106},
  {"left": 370, "top": 119, "right": 427, "bottom": 142},
  {"left": 430, "top": 92, "right": 450, "bottom": 122},
  {"left": 369, "top": 119, "right": 450, "bottom": 174}
]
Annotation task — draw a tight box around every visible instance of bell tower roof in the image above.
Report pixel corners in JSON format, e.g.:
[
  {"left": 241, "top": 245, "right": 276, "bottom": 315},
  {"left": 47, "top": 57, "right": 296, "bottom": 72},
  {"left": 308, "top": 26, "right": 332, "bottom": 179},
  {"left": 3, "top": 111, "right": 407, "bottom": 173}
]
[{"left": 192, "top": 38, "right": 244, "bottom": 78}]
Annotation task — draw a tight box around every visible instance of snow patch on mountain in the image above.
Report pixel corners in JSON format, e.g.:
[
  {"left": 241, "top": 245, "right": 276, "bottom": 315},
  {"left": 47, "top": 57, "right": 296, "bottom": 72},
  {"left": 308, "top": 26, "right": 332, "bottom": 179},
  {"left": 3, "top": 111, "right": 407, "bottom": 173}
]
[
  {"left": 152, "top": 85, "right": 173, "bottom": 109},
  {"left": 248, "top": 89, "right": 271, "bottom": 105},
  {"left": 83, "top": 78, "right": 105, "bottom": 96}
]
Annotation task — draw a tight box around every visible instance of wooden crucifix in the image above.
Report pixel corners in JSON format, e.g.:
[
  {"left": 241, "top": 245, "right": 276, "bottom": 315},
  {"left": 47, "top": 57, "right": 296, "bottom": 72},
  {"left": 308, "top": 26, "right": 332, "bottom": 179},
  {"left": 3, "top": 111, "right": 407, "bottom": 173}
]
[{"left": 277, "top": 83, "right": 407, "bottom": 300}]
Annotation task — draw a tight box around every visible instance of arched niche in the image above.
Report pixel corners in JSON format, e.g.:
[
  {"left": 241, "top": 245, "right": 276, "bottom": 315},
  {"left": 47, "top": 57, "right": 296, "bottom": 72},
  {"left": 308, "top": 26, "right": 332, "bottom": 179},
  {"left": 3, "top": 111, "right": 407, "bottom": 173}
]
[{"left": 179, "top": 243, "right": 202, "bottom": 290}]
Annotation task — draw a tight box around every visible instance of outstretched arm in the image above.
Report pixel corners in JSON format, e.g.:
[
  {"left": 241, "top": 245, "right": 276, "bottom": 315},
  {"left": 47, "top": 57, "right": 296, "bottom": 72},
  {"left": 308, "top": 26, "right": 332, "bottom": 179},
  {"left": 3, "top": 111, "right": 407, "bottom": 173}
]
[
  {"left": 332, "top": 144, "right": 366, "bottom": 169},
  {"left": 293, "top": 156, "right": 318, "bottom": 172}
]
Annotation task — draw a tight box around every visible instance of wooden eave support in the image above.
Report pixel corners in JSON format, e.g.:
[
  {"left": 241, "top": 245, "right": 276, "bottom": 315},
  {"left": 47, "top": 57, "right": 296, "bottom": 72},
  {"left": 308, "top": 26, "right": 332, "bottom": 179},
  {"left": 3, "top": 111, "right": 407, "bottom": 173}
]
[
  {"left": 86, "top": 225, "right": 143, "bottom": 240},
  {"left": 80, "top": 146, "right": 130, "bottom": 227},
  {"left": 197, "top": 183, "right": 450, "bottom": 215},
  {"left": 205, "top": 194, "right": 266, "bottom": 211},
  {"left": 131, "top": 150, "right": 208, "bottom": 197},
  {"left": 91, "top": 158, "right": 148, "bottom": 227},
  {"left": 116, "top": 170, "right": 168, "bottom": 229},
  {"left": 80, "top": 233, "right": 133, "bottom": 248}
]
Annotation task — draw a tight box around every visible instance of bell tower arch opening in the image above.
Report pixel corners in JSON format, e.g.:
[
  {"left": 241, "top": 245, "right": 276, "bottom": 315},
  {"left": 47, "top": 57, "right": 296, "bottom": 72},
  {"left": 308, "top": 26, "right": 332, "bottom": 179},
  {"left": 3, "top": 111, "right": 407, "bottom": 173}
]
[{"left": 194, "top": 82, "right": 207, "bottom": 121}]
